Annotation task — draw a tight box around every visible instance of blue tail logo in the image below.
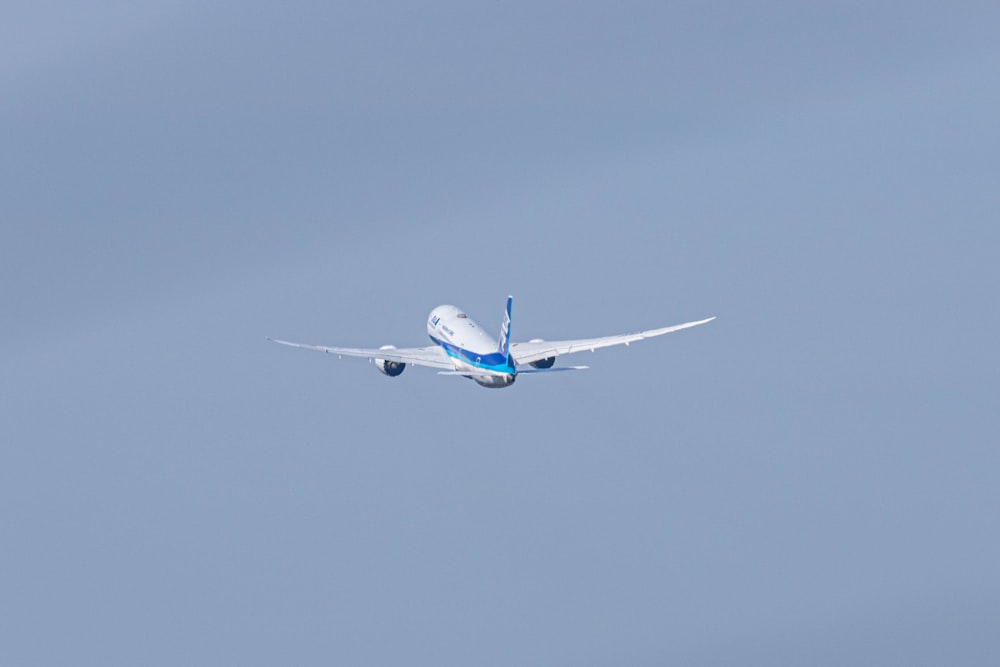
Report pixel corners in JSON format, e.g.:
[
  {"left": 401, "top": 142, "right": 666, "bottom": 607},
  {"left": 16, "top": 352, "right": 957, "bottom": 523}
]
[{"left": 498, "top": 296, "right": 513, "bottom": 360}]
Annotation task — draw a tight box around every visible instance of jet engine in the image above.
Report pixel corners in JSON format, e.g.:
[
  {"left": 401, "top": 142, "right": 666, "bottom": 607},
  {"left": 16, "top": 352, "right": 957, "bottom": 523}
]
[
  {"left": 374, "top": 345, "right": 406, "bottom": 377},
  {"left": 527, "top": 339, "right": 555, "bottom": 369}
]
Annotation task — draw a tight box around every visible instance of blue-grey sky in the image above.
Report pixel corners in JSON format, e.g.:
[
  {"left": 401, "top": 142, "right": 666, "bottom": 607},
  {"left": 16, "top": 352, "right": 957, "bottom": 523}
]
[{"left": 2, "top": 2, "right": 999, "bottom": 665}]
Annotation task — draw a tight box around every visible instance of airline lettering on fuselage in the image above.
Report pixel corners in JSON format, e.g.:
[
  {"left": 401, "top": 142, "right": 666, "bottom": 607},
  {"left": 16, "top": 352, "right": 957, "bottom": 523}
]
[{"left": 442, "top": 325, "right": 455, "bottom": 336}]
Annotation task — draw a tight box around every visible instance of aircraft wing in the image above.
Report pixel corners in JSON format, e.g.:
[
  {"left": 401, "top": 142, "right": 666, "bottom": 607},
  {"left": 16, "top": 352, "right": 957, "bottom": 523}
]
[
  {"left": 509, "top": 316, "right": 715, "bottom": 367},
  {"left": 267, "top": 338, "right": 454, "bottom": 370}
]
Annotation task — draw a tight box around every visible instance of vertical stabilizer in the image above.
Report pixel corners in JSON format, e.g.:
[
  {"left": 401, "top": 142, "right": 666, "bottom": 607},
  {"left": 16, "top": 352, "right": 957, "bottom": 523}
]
[{"left": 498, "top": 295, "right": 513, "bottom": 360}]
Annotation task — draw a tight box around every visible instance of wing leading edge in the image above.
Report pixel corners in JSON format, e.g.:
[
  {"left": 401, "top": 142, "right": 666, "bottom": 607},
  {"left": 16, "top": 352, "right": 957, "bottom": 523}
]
[
  {"left": 509, "top": 316, "right": 715, "bottom": 367},
  {"left": 266, "top": 338, "right": 454, "bottom": 370}
]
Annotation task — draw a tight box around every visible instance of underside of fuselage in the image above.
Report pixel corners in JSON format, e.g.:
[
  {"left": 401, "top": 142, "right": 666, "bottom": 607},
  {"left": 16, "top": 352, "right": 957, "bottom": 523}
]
[{"left": 456, "top": 366, "right": 516, "bottom": 388}]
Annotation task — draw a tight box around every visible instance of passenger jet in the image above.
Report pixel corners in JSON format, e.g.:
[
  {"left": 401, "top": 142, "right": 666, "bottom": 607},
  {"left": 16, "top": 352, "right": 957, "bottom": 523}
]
[{"left": 268, "top": 296, "right": 714, "bottom": 389}]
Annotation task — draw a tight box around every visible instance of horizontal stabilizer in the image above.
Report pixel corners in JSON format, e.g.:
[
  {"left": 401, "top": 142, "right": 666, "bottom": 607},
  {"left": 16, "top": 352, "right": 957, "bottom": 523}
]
[{"left": 517, "top": 366, "right": 589, "bottom": 374}]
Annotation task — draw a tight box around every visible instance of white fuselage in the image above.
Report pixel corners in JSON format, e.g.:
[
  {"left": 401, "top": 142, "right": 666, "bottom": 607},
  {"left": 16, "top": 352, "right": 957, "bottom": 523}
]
[{"left": 426, "top": 305, "right": 515, "bottom": 388}]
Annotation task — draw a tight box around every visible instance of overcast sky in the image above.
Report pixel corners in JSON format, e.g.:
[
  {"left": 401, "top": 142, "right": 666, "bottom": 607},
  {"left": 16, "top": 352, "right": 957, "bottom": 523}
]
[{"left": 2, "top": 2, "right": 999, "bottom": 665}]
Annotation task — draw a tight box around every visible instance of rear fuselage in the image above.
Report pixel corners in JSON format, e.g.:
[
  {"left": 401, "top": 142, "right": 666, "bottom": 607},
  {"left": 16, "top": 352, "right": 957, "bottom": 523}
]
[{"left": 427, "top": 305, "right": 515, "bottom": 388}]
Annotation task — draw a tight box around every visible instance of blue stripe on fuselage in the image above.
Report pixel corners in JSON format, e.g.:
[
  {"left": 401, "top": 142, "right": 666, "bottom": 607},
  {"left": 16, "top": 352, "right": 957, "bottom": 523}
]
[{"left": 430, "top": 335, "right": 516, "bottom": 373}]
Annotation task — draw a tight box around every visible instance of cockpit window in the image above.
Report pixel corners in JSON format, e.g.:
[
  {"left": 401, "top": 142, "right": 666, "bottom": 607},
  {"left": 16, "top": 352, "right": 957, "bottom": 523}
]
[{"left": 456, "top": 313, "right": 468, "bottom": 318}]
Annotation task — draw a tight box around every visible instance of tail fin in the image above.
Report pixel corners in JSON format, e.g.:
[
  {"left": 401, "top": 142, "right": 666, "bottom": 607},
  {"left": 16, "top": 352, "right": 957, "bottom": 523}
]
[{"left": 498, "top": 295, "right": 513, "bottom": 360}]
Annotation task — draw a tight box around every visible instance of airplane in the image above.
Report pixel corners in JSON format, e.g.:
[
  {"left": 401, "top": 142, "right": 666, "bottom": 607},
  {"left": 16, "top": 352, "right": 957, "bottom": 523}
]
[{"left": 268, "top": 296, "right": 714, "bottom": 389}]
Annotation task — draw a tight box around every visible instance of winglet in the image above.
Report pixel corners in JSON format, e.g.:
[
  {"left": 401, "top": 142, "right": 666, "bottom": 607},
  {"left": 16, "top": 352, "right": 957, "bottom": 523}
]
[{"left": 498, "top": 295, "right": 513, "bottom": 361}]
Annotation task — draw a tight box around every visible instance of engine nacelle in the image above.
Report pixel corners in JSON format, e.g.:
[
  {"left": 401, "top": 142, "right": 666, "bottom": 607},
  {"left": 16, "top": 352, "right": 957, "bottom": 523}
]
[
  {"left": 527, "top": 339, "right": 556, "bottom": 369},
  {"left": 374, "top": 345, "right": 406, "bottom": 377}
]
